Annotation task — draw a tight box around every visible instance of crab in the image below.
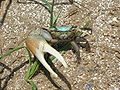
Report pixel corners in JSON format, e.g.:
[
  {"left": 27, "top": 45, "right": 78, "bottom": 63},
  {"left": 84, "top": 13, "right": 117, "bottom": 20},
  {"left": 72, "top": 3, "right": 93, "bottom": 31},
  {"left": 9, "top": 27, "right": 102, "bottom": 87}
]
[{"left": 25, "top": 26, "right": 91, "bottom": 77}]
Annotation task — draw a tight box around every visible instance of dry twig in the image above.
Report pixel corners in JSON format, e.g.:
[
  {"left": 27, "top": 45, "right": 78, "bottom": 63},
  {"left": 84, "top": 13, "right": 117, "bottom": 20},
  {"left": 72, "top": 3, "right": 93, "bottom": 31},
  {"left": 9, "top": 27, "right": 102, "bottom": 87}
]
[{"left": 0, "top": 0, "right": 11, "bottom": 26}]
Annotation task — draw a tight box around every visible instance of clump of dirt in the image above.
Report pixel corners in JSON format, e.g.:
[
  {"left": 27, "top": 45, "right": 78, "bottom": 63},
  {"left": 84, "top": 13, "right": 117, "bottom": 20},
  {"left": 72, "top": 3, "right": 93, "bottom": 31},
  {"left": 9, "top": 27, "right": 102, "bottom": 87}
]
[{"left": 0, "top": 0, "right": 120, "bottom": 90}]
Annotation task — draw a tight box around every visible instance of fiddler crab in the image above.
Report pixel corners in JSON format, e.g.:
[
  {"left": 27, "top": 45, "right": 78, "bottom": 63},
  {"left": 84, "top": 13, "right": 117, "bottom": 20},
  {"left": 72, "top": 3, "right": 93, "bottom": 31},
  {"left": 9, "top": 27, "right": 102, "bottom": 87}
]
[{"left": 25, "top": 26, "right": 91, "bottom": 77}]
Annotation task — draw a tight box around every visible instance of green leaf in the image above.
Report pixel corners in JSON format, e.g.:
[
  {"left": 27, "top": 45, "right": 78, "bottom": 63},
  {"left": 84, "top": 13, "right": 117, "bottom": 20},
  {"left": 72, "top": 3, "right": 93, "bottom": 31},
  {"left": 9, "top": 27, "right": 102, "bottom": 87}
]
[
  {"left": 25, "top": 58, "right": 40, "bottom": 90},
  {"left": 0, "top": 45, "right": 37, "bottom": 89},
  {"left": 25, "top": 47, "right": 32, "bottom": 65},
  {"left": 25, "top": 59, "right": 40, "bottom": 80},
  {"left": 0, "top": 46, "right": 25, "bottom": 60},
  {"left": 34, "top": 0, "right": 52, "bottom": 10},
  {"left": 50, "top": 0, "right": 55, "bottom": 27},
  {"left": 50, "top": 0, "right": 62, "bottom": 28},
  {"left": 83, "top": 21, "right": 91, "bottom": 29},
  {"left": 34, "top": 0, "right": 62, "bottom": 28},
  {"left": 53, "top": 8, "right": 62, "bottom": 27},
  {"left": 41, "top": 0, "right": 52, "bottom": 10},
  {"left": 76, "top": 32, "right": 83, "bottom": 37},
  {"left": 28, "top": 80, "right": 37, "bottom": 90}
]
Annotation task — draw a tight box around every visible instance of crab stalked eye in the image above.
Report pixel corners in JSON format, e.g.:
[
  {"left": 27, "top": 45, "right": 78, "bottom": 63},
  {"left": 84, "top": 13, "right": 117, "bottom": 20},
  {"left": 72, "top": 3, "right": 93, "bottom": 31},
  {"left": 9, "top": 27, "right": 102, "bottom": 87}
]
[{"left": 41, "top": 30, "right": 52, "bottom": 41}]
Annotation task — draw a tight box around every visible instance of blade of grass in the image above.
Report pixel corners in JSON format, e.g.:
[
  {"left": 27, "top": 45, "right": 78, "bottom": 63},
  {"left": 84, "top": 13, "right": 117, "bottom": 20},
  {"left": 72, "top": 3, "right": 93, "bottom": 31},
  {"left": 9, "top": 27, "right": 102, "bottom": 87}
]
[
  {"left": 83, "top": 21, "right": 91, "bottom": 29},
  {"left": 34, "top": 0, "right": 60, "bottom": 28},
  {"left": 25, "top": 47, "right": 32, "bottom": 65},
  {"left": 52, "top": 8, "right": 62, "bottom": 27},
  {"left": 50, "top": 0, "right": 55, "bottom": 27},
  {"left": 0, "top": 46, "right": 25, "bottom": 60},
  {"left": 41, "top": 0, "right": 52, "bottom": 10},
  {"left": 25, "top": 58, "right": 40, "bottom": 80},
  {"left": 50, "top": 0, "right": 62, "bottom": 28},
  {"left": 25, "top": 56, "right": 40, "bottom": 90},
  {"left": 0, "top": 46, "right": 33, "bottom": 65},
  {"left": 28, "top": 80, "right": 37, "bottom": 90},
  {"left": 0, "top": 45, "right": 35, "bottom": 89},
  {"left": 33, "top": 0, "right": 52, "bottom": 10}
]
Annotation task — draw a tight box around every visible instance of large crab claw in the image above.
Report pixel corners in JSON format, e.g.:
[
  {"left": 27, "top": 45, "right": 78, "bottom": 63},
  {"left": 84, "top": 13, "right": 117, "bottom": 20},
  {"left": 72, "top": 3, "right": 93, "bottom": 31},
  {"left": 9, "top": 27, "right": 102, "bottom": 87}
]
[{"left": 25, "top": 30, "right": 68, "bottom": 77}]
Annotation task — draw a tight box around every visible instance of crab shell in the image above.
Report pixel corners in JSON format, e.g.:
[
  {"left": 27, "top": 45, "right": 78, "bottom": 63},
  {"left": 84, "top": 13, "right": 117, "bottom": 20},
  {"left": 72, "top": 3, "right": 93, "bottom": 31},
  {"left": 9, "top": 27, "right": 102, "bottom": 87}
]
[{"left": 48, "top": 26, "right": 76, "bottom": 41}]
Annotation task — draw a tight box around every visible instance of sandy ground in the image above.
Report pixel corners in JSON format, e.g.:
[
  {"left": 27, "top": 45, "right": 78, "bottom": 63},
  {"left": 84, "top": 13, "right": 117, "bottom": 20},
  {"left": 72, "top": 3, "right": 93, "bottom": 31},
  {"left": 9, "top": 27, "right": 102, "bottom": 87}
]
[{"left": 0, "top": 0, "right": 120, "bottom": 90}]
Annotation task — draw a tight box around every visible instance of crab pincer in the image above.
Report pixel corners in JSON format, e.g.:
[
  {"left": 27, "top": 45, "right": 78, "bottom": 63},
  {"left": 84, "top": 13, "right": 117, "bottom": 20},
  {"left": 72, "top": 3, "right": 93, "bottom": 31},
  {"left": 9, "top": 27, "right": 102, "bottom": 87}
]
[{"left": 25, "top": 29, "right": 68, "bottom": 77}]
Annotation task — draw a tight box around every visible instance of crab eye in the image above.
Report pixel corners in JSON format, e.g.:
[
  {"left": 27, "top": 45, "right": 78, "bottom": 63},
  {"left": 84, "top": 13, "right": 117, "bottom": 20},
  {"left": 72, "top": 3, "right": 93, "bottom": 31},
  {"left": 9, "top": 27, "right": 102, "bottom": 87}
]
[{"left": 41, "top": 30, "right": 52, "bottom": 41}]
